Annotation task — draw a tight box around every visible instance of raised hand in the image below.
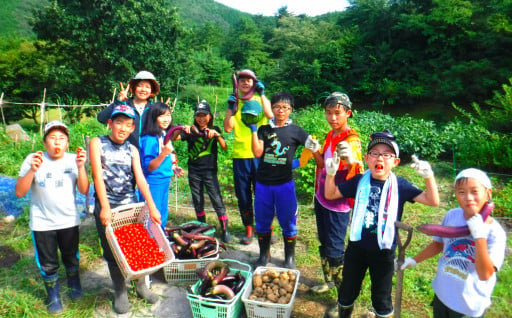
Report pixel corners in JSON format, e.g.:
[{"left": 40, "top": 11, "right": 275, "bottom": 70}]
[
  {"left": 118, "top": 82, "right": 130, "bottom": 101},
  {"left": 411, "top": 155, "right": 434, "bottom": 178}
]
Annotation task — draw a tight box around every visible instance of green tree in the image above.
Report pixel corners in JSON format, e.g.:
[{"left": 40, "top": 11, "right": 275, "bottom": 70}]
[{"left": 30, "top": 0, "right": 189, "bottom": 102}]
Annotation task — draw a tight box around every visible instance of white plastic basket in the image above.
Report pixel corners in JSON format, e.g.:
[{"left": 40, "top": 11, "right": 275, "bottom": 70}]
[
  {"left": 105, "top": 202, "right": 175, "bottom": 281},
  {"left": 164, "top": 239, "right": 220, "bottom": 284},
  {"left": 241, "top": 266, "right": 300, "bottom": 318},
  {"left": 187, "top": 259, "right": 252, "bottom": 318}
]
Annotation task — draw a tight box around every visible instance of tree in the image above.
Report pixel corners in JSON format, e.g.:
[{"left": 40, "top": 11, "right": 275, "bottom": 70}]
[{"left": 31, "top": 0, "right": 189, "bottom": 102}]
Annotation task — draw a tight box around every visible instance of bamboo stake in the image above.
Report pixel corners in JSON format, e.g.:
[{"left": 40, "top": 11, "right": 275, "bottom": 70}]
[
  {"left": 0, "top": 92, "right": 6, "bottom": 126},
  {"left": 39, "top": 88, "right": 46, "bottom": 135}
]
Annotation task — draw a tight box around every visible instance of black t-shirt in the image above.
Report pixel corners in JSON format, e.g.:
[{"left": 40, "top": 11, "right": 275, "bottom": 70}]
[
  {"left": 256, "top": 124, "right": 309, "bottom": 185},
  {"left": 180, "top": 126, "right": 221, "bottom": 173},
  {"left": 337, "top": 173, "right": 423, "bottom": 250}
]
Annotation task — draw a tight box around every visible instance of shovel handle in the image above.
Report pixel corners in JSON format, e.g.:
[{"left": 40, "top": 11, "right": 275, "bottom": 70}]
[{"left": 395, "top": 221, "right": 413, "bottom": 262}]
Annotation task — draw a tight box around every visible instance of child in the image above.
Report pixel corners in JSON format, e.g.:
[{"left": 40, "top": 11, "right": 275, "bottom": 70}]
[
  {"left": 140, "top": 102, "right": 184, "bottom": 230},
  {"left": 401, "top": 168, "right": 506, "bottom": 318},
  {"left": 172, "top": 100, "right": 232, "bottom": 243},
  {"left": 223, "top": 69, "right": 273, "bottom": 244},
  {"left": 97, "top": 70, "right": 160, "bottom": 149},
  {"left": 250, "top": 92, "right": 321, "bottom": 269},
  {"left": 324, "top": 130, "right": 440, "bottom": 318},
  {"left": 15, "top": 121, "right": 89, "bottom": 314},
  {"left": 90, "top": 104, "right": 161, "bottom": 314},
  {"left": 310, "top": 93, "right": 364, "bottom": 303}
]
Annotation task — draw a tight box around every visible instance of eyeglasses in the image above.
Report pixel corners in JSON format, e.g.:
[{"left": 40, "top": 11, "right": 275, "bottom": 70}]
[
  {"left": 368, "top": 150, "right": 395, "bottom": 159},
  {"left": 272, "top": 106, "right": 291, "bottom": 111}
]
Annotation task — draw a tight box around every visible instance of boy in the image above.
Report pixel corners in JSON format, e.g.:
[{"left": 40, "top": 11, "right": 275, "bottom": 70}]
[
  {"left": 324, "top": 130, "right": 440, "bottom": 318},
  {"left": 223, "top": 69, "right": 273, "bottom": 244},
  {"left": 15, "top": 121, "right": 89, "bottom": 314},
  {"left": 250, "top": 92, "right": 320, "bottom": 268},
  {"left": 311, "top": 92, "right": 364, "bottom": 317},
  {"left": 401, "top": 168, "right": 506, "bottom": 318},
  {"left": 90, "top": 104, "right": 161, "bottom": 314}
]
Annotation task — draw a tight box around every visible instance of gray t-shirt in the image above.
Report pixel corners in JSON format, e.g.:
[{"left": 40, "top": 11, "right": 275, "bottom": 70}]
[{"left": 19, "top": 152, "right": 80, "bottom": 231}]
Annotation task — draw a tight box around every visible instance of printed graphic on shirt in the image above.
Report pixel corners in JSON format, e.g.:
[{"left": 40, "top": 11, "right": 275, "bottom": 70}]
[
  {"left": 440, "top": 237, "right": 475, "bottom": 280},
  {"left": 188, "top": 135, "right": 213, "bottom": 161},
  {"left": 364, "top": 185, "right": 381, "bottom": 233},
  {"left": 263, "top": 133, "right": 288, "bottom": 165}
]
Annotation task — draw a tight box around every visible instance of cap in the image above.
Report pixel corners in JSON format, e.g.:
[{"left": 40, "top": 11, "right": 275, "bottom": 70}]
[
  {"left": 237, "top": 69, "right": 257, "bottom": 81},
  {"left": 324, "top": 92, "right": 353, "bottom": 117},
  {"left": 128, "top": 70, "right": 160, "bottom": 96},
  {"left": 44, "top": 121, "right": 69, "bottom": 138},
  {"left": 111, "top": 104, "right": 136, "bottom": 119},
  {"left": 455, "top": 168, "right": 492, "bottom": 189},
  {"left": 194, "top": 100, "right": 211, "bottom": 115},
  {"left": 367, "top": 130, "right": 399, "bottom": 157}
]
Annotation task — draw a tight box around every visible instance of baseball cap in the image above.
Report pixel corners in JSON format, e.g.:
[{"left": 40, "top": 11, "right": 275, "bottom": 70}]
[
  {"left": 237, "top": 69, "right": 257, "bottom": 81},
  {"left": 44, "top": 121, "right": 69, "bottom": 138},
  {"left": 194, "top": 100, "right": 211, "bottom": 115},
  {"left": 367, "top": 130, "right": 399, "bottom": 157},
  {"left": 111, "top": 104, "right": 136, "bottom": 119},
  {"left": 324, "top": 92, "right": 353, "bottom": 117},
  {"left": 455, "top": 168, "right": 492, "bottom": 189},
  {"left": 128, "top": 70, "right": 160, "bottom": 96}
]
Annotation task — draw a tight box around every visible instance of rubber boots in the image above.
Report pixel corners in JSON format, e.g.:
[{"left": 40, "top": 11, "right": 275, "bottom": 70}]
[
  {"left": 218, "top": 217, "right": 233, "bottom": 243},
  {"left": 66, "top": 269, "right": 83, "bottom": 300},
  {"left": 338, "top": 305, "right": 354, "bottom": 318},
  {"left": 330, "top": 257, "right": 344, "bottom": 289},
  {"left": 240, "top": 225, "right": 253, "bottom": 245},
  {"left": 43, "top": 274, "right": 63, "bottom": 315},
  {"left": 255, "top": 233, "right": 272, "bottom": 267},
  {"left": 107, "top": 262, "right": 130, "bottom": 314},
  {"left": 311, "top": 252, "right": 334, "bottom": 294},
  {"left": 283, "top": 236, "right": 297, "bottom": 269},
  {"left": 196, "top": 211, "right": 206, "bottom": 223},
  {"left": 135, "top": 275, "right": 159, "bottom": 304},
  {"left": 240, "top": 211, "right": 254, "bottom": 245}
]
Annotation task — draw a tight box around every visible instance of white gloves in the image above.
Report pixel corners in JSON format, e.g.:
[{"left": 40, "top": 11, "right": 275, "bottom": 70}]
[
  {"left": 400, "top": 257, "right": 417, "bottom": 270},
  {"left": 325, "top": 151, "right": 340, "bottom": 176},
  {"left": 411, "top": 155, "right": 434, "bottom": 178},
  {"left": 305, "top": 135, "right": 321, "bottom": 153},
  {"left": 336, "top": 141, "right": 355, "bottom": 165},
  {"left": 467, "top": 214, "right": 490, "bottom": 240}
]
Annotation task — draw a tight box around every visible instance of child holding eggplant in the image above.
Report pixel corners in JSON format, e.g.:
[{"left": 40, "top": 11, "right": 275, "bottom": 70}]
[
  {"left": 171, "top": 100, "right": 233, "bottom": 243},
  {"left": 324, "top": 130, "right": 440, "bottom": 318},
  {"left": 15, "top": 121, "right": 89, "bottom": 314},
  {"left": 401, "top": 168, "right": 506, "bottom": 318},
  {"left": 90, "top": 104, "right": 161, "bottom": 314},
  {"left": 140, "top": 102, "right": 184, "bottom": 230}
]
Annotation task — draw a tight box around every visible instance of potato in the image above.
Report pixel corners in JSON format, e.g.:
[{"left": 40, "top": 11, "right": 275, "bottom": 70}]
[
  {"left": 272, "top": 277, "right": 280, "bottom": 285},
  {"left": 253, "top": 274, "right": 263, "bottom": 287},
  {"left": 285, "top": 282, "right": 294, "bottom": 293},
  {"left": 266, "top": 292, "right": 278, "bottom": 303},
  {"left": 262, "top": 275, "right": 271, "bottom": 283},
  {"left": 279, "top": 288, "right": 288, "bottom": 297},
  {"left": 265, "top": 269, "right": 279, "bottom": 279},
  {"left": 280, "top": 272, "right": 290, "bottom": 281},
  {"left": 254, "top": 286, "right": 264, "bottom": 296},
  {"left": 278, "top": 296, "right": 289, "bottom": 304},
  {"left": 249, "top": 294, "right": 258, "bottom": 300},
  {"left": 278, "top": 279, "right": 289, "bottom": 289}
]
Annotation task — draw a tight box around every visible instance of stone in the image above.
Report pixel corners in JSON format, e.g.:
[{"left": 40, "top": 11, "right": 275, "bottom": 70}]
[{"left": 6, "top": 124, "right": 31, "bottom": 142}]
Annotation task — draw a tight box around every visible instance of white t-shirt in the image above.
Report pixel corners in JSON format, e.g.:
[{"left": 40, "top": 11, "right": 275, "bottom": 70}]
[
  {"left": 19, "top": 152, "right": 81, "bottom": 231},
  {"left": 432, "top": 208, "right": 506, "bottom": 317}
]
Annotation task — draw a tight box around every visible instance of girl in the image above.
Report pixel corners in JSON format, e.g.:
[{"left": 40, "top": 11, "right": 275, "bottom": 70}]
[
  {"left": 172, "top": 100, "right": 232, "bottom": 243},
  {"left": 140, "top": 102, "right": 183, "bottom": 230}
]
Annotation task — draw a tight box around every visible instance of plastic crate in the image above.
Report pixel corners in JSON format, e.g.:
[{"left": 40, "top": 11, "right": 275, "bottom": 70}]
[
  {"left": 105, "top": 202, "right": 175, "bottom": 281},
  {"left": 187, "top": 259, "right": 252, "bottom": 318},
  {"left": 241, "top": 266, "right": 300, "bottom": 318},
  {"left": 179, "top": 220, "right": 216, "bottom": 237},
  {"left": 164, "top": 239, "right": 221, "bottom": 284}
]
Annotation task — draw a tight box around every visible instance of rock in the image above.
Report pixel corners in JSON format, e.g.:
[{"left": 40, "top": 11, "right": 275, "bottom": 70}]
[{"left": 6, "top": 124, "right": 31, "bottom": 142}]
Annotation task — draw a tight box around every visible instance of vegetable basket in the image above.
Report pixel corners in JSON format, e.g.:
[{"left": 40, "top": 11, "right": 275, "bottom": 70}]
[
  {"left": 241, "top": 266, "right": 300, "bottom": 318},
  {"left": 187, "top": 259, "right": 252, "bottom": 318},
  {"left": 105, "top": 202, "right": 175, "bottom": 281},
  {"left": 164, "top": 239, "right": 220, "bottom": 284}
]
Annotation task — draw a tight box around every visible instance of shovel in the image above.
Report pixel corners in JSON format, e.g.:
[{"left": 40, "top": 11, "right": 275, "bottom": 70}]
[{"left": 394, "top": 221, "right": 413, "bottom": 318}]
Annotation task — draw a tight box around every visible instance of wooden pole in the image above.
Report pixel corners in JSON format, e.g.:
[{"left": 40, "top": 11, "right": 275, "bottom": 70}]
[
  {"left": 39, "top": 88, "right": 46, "bottom": 136},
  {"left": 0, "top": 92, "right": 6, "bottom": 126},
  {"left": 83, "top": 135, "right": 92, "bottom": 214}
]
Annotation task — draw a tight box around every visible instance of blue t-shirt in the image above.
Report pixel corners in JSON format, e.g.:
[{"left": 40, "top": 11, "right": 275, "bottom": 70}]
[
  {"left": 140, "top": 134, "right": 173, "bottom": 184},
  {"left": 337, "top": 174, "right": 423, "bottom": 250}
]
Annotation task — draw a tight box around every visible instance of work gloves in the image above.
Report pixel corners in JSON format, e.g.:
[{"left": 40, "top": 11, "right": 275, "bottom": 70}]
[
  {"left": 227, "top": 94, "right": 238, "bottom": 115},
  {"left": 325, "top": 152, "right": 340, "bottom": 176},
  {"left": 255, "top": 81, "right": 265, "bottom": 95},
  {"left": 305, "top": 135, "right": 321, "bottom": 153},
  {"left": 336, "top": 141, "right": 356, "bottom": 165},
  {"left": 399, "top": 257, "right": 417, "bottom": 270},
  {"left": 411, "top": 155, "right": 434, "bottom": 179},
  {"left": 467, "top": 214, "right": 490, "bottom": 240}
]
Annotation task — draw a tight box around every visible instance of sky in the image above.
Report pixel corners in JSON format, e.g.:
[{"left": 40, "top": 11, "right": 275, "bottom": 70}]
[{"left": 214, "top": 0, "right": 349, "bottom": 17}]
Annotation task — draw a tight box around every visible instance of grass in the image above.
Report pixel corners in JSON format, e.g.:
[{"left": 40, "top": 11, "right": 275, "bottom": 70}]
[{"left": 1, "top": 160, "right": 510, "bottom": 317}]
